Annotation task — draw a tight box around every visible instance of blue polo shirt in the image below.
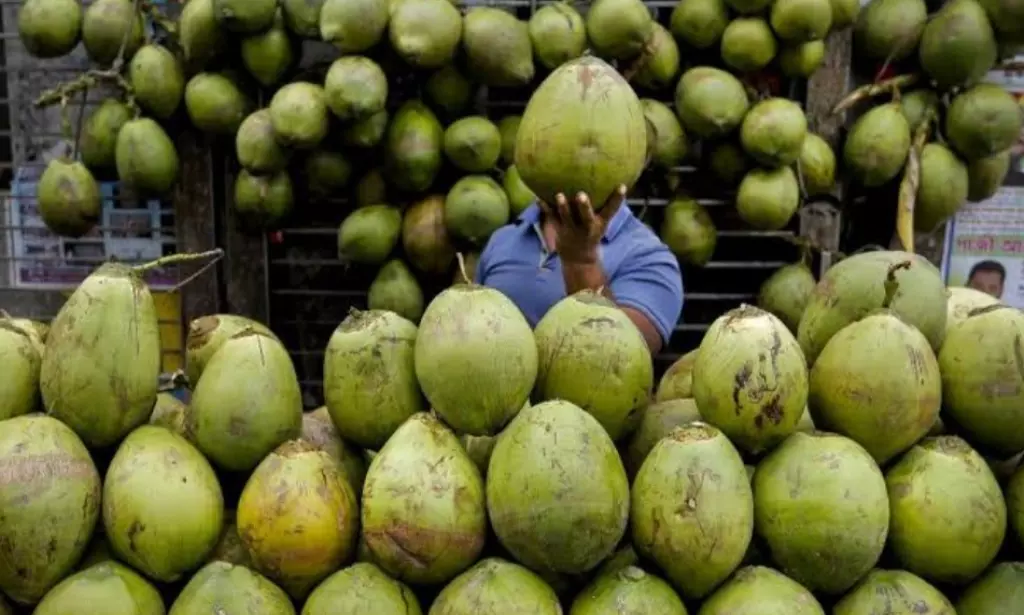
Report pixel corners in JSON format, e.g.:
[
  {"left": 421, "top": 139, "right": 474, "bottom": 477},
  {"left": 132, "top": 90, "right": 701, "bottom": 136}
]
[{"left": 476, "top": 203, "right": 684, "bottom": 344}]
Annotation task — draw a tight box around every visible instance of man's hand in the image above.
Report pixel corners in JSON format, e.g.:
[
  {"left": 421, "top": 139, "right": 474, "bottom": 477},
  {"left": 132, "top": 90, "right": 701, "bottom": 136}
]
[{"left": 538, "top": 185, "right": 627, "bottom": 263}]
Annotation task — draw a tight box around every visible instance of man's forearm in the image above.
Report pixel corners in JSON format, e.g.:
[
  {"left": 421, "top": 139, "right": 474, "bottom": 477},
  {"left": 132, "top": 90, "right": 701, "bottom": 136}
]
[{"left": 562, "top": 260, "right": 613, "bottom": 298}]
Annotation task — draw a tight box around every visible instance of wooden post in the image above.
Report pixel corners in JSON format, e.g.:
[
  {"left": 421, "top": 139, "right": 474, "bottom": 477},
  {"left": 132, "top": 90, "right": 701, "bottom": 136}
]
[
  {"left": 173, "top": 129, "right": 220, "bottom": 328},
  {"left": 219, "top": 153, "right": 270, "bottom": 324}
]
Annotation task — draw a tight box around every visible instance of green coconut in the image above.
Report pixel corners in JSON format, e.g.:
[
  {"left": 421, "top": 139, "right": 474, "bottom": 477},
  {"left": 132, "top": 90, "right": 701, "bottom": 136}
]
[
  {"left": 238, "top": 440, "right": 358, "bottom": 598},
  {"left": 967, "top": 150, "right": 1012, "bottom": 201},
  {"left": 779, "top": 41, "right": 826, "bottom": 77},
  {"left": 304, "top": 563, "right": 421, "bottom": 615},
  {"left": 362, "top": 413, "right": 486, "bottom": 585},
  {"left": 721, "top": 17, "right": 778, "bottom": 72},
  {"left": 771, "top": 0, "right": 832, "bottom": 42},
  {"left": 281, "top": 0, "right": 324, "bottom": 37},
  {"left": 754, "top": 432, "right": 889, "bottom": 594},
  {"left": 585, "top": 0, "right": 653, "bottom": 59},
  {"left": 693, "top": 306, "right": 808, "bottom": 454},
  {"left": 528, "top": 2, "right": 587, "bottom": 70},
  {"left": 534, "top": 290, "right": 654, "bottom": 441},
  {"left": 915, "top": 143, "right": 969, "bottom": 231},
  {"left": 946, "top": 286, "right": 1001, "bottom": 332},
  {"left": 488, "top": 400, "right": 629, "bottom": 573},
  {"left": 736, "top": 166, "right": 800, "bottom": 230},
  {"left": 670, "top": 0, "right": 729, "bottom": 48},
  {"left": 834, "top": 569, "right": 955, "bottom": 614},
  {"left": 900, "top": 89, "right": 939, "bottom": 132},
  {"left": 571, "top": 566, "right": 686, "bottom": 614},
  {"left": 844, "top": 103, "right": 912, "bottom": 186},
  {"left": 37, "top": 159, "right": 101, "bottom": 238},
  {"left": 368, "top": 260, "right": 425, "bottom": 324},
  {"left": 660, "top": 197, "right": 717, "bottom": 266},
  {"left": 178, "top": 0, "right": 226, "bottom": 70},
  {"left": 0, "top": 319, "right": 41, "bottom": 421},
  {"left": 853, "top": 0, "right": 928, "bottom": 61},
  {"left": 240, "top": 11, "right": 294, "bottom": 87},
  {"left": 622, "top": 398, "right": 702, "bottom": 477},
  {"left": 415, "top": 284, "right": 536, "bottom": 435},
  {"left": 632, "top": 423, "right": 753, "bottom": 598},
  {"left": 34, "top": 562, "right": 163, "bottom": 615},
  {"left": 337, "top": 204, "right": 402, "bottom": 265},
  {"left": 740, "top": 98, "right": 807, "bottom": 167},
  {"left": 79, "top": 100, "right": 132, "bottom": 171},
  {"left": 402, "top": 195, "right": 456, "bottom": 274},
  {"left": 675, "top": 67, "right": 751, "bottom": 139},
  {"left": 324, "top": 56, "right": 387, "bottom": 121},
  {"left": 319, "top": 0, "right": 388, "bottom": 51},
  {"left": 323, "top": 309, "right": 423, "bottom": 449},
  {"left": 303, "top": 149, "right": 351, "bottom": 198},
  {"left": 429, "top": 558, "right": 562, "bottom": 615},
  {"left": 149, "top": 392, "right": 191, "bottom": 439},
  {"left": 444, "top": 175, "right": 510, "bottom": 244},
  {"left": 797, "top": 132, "right": 836, "bottom": 196},
  {"left": 170, "top": 562, "right": 294, "bottom": 615},
  {"left": 300, "top": 406, "right": 367, "bottom": 494},
  {"left": 757, "top": 261, "right": 816, "bottom": 333},
  {"left": 343, "top": 110, "right": 388, "bottom": 148},
  {"left": 115, "top": 118, "right": 179, "bottom": 195},
  {"left": 129, "top": 44, "right": 185, "bottom": 119},
  {"left": 17, "top": 0, "right": 82, "bottom": 59},
  {"left": 708, "top": 142, "right": 750, "bottom": 184},
  {"left": 213, "top": 0, "right": 275, "bottom": 32},
  {"left": 516, "top": 56, "right": 646, "bottom": 208},
  {"left": 425, "top": 66, "right": 473, "bottom": 118},
  {"left": 233, "top": 169, "right": 293, "bottom": 229},
  {"left": 797, "top": 250, "right": 948, "bottom": 364},
  {"left": 81, "top": 0, "right": 143, "bottom": 65},
  {"left": 184, "top": 314, "right": 277, "bottom": 386},
  {"left": 497, "top": 115, "right": 521, "bottom": 164},
  {"left": 956, "top": 562, "right": 1024, "bottom": 615},
  {"left": 444, "top": 117, "right": 502, "bottom": 173},
  {"left": 104, "top": 425, "right": 223, "bottom": 582},
  {"left": 41, "top": 262, "right": 161, "bottom": 448},
  {"left": 886, "top": 436, "right": 1006, "bottom": 584},
  {"left": 354, "top": 168, "right": 387, "bottom": 207},
  {"left": 656, "top": 349, "right": 698, "bottom": 401},
  {"left": 385, "top": 101, "right": 444, "bottom": 192},
  {"left": 809, "top": 310, "right": 941, "bottom": 464},
  {"left": 642, "top": 99, "right": 688, "bottom": 170},
  {"left": 635, "top": 23, "right": 681, "bottom": 91},
  {"left": 463, "top": 8, "right": 534, "bottom": 87},
  {"left": 978, "top": 0, "right": 1024, "bottom": 43},
  {"left": 503, "top": 166, "right": 537, "bottom": 216},
  {"left": 269, "top": 81, "right": 329, "bottom": 149},
  {"left": 946, "top": 83, "right": 1024, "bottom": 161},
  {"left": 938, "top": 304, "right": 1024, "bottom": 456},
  {"left": 919, "top": 0, "right": 998, "bottom": 91},
  {"left": 698, "top": 566, "right": 824, "bottom": 614},
  {"left": 0, "top": 416, "right": 100, "bottom": 605},
  {"left": 831, "top": 0, "right": 861, "bottom": 28},
  {"left": 190, "top": 330, "right": 303, "bottom": 471},
  {"left": 389, "top": 0, "right": 462, "bottom": 68}
]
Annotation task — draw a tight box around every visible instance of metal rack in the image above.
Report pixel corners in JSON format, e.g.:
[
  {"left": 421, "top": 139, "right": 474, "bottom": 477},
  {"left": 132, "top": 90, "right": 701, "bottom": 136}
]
[{"left": 262, "top": 2, "right": 804, "bottom": 408}]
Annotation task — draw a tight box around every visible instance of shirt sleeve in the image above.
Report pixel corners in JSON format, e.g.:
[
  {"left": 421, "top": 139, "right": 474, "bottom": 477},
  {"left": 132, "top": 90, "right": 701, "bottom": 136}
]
[
  {"left": 475, "top": 235, "right": 497, "bottom": 284},
  {"left": 610, "top": 242, "right": 684, "bottom": 345}
]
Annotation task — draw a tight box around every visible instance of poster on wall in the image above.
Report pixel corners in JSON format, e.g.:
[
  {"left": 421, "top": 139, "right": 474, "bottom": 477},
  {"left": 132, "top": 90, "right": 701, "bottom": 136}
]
[{"left": 939, "top": 62, "right": 1024, "bottom": 308}]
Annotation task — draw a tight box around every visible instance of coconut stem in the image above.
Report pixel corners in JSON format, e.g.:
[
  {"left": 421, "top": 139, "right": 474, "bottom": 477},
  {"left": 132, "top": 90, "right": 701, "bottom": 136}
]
[
  {"left": 621, "top": 37, "right": 657, "bottom": 82},
  {"left": 134, "top": 248, "right": 224, "bottom": 274},
  {"left": 895, "top": 107, "right": 935, "bottom": 252},
  {"left": 883, "top": 261, "right": 912, "bottom": 309},
  {"left": 831, "top": 74, "right": 920, "bottom": 115},
  {"left": 455, "top": 252, "right": 472, "bottom": 285}
]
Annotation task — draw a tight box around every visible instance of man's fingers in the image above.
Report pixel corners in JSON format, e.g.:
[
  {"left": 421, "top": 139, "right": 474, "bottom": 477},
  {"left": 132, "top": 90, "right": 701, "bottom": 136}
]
[
  {"left": 599, "top": 185, "right": 627, "bottom": 223},
  {"left": 576, "top": 191, "right": 597, "bottom": 230},
  {"left": 555, "top": 192, "right": 574, "bottom": 227},
  {"left": 538, "top": 198, "right": 556, "bottom": 222}
]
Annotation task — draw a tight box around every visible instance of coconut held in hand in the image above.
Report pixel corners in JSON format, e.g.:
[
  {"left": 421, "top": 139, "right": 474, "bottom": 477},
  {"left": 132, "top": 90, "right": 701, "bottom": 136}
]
[{"left": 515, "top": 56, "right": 647, "bottom": 209}]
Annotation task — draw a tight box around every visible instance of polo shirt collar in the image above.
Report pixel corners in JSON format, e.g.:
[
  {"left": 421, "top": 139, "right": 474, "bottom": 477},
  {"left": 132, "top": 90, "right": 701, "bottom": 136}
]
[{"left": 516, "top": 201, "right": 631, "bottom": 243}]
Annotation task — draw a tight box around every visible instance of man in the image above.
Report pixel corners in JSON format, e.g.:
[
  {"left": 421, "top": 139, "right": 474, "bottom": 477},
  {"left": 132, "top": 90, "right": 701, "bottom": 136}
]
[
  {"left": 967, "top": 260, "right": 1006, "bottom": 299},
  {"left": 476, "top": 185, "right": 684, "bottom": 355}
]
